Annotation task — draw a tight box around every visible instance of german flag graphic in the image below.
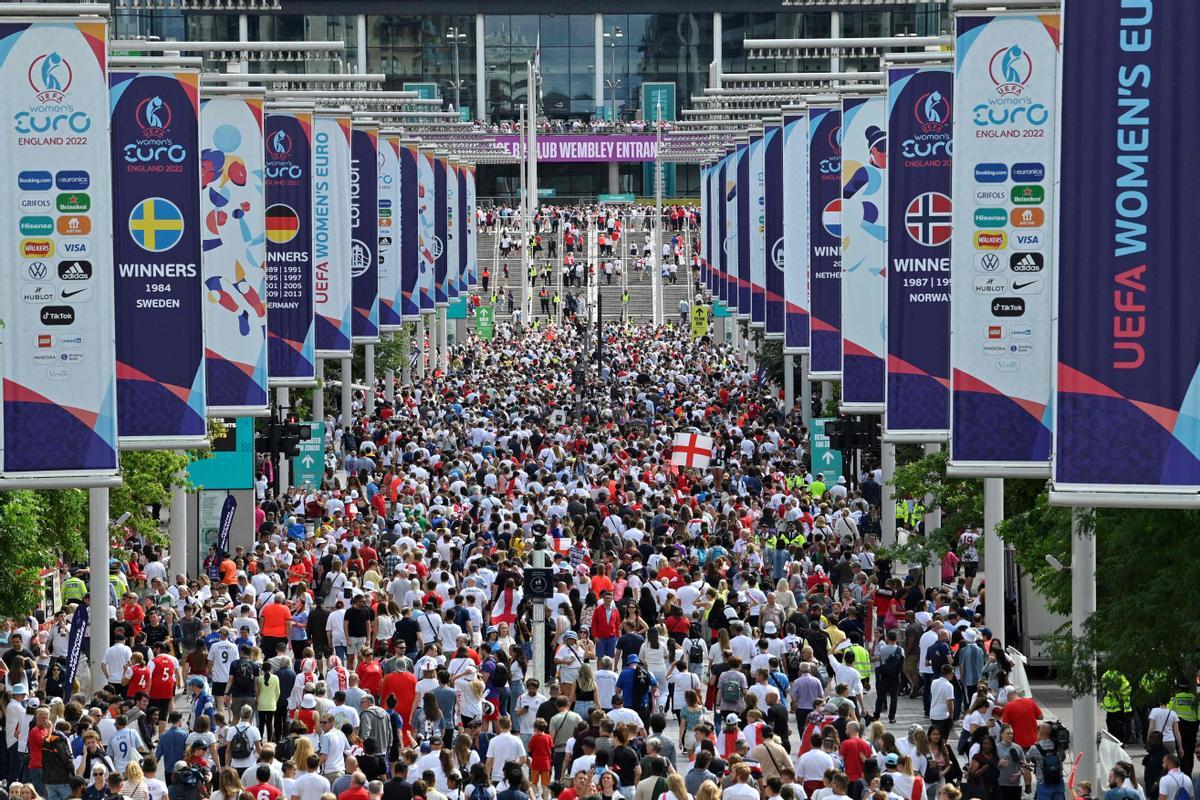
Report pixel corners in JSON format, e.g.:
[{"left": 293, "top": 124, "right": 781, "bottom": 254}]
[{"left": 266, "top": 204, "right": 300, "bottom": 244}]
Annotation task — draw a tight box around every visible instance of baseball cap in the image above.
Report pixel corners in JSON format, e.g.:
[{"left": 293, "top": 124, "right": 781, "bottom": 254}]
[{"left": 725, "top": 713, "right": 740, "bottom": 726}]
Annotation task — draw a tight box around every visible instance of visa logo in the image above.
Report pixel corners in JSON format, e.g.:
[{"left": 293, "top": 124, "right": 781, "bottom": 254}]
[{"left": 1012, "top": 231, "right": 1045, "bottom": 249}]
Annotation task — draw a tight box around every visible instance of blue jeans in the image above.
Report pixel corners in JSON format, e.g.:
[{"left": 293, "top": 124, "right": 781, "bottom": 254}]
[
  {"left": 8, "top": 745, "right": 26, "bottom": 783},
  {"left": 28, "top": 767, "right": 44, "bottom": 796},
  {"left": 1036, "top": 785, "right": 1065, "bottom": 800},
  {"left": 596, "top": 637, "right": 617, "bottom": 660},
  {"left": 46, "top": 784, "right": 71, "bottom": 800}
]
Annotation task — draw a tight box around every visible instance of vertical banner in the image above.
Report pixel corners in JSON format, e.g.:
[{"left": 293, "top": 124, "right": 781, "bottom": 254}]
[
  {"left": 886, "top": 66, "right": 954, "bottom": 440},
  {"left": 64, "top": 603, "right": 88, "bottom": 694},
  {"left": 1053, "top": 1, "right": 1200, "bottom": 500},
  {"left": 465, "top": 165, "right": 478, "bottom": 288},
  {"left": 445, "top": 159, "right": 460, "bottom": 303},
  {"left": 736, "top": 142, "right": 751, "bottom": 319},
  {"left": 214, "top": 493, "right": 237, "bottom": 558},
  {"left": 200, "top": 92, "right": 268, "bottom": 416},
  {"left": 351, "top": 122, "right": 380, "bottom": 343},
  {"left": 0, "top": 19, "right": 119, "bottom": 481},
  {"left": 783, "top": 111, "right": 811, "bottom": 354},
  {"left": 417, "top": 147, "right": 436, "bottom": 314},
  {"left": 717, "top": 155, "right": 730, "bottom": 308},
  {"left": 264, "top": 108, "right": 316, "bottom": 386},
  {"left": 110, "top": 68, "right": 206, "bottom": 449},
  {"left": 764, "top": 122, "right": 785, "bottom": 340},
  {"left": 809, "top": 105, "right": 843, "bottom": 379},
  {"left": 749, "top": 133, "right": 767, "bottom": 328},
  {"left": 312, "top": 110, "right": 353, "bottom": 357},
  {"left": 950, "top": 12, "right": 1059, "bottom": 474},
  {"left": 377, "top": 132, "right": 403, "bottom": 331},
  {"left": 458, "top": 163, "right": 470, "bottom": 292},
  {"left": 840, "top": 94, "right": 888, "bottom": 412},
  {"left": 434, "top": 154, "right": 448, "bottom": 307},
  {"left": 400, "top": 142, "right": 420, "bottom": 319}
]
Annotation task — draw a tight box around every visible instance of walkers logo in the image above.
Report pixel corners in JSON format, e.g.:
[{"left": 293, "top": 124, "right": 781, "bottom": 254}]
[
  {"left": 973, "top": 231, "right": 1007, "bottom": 250},
  {"left": 989, "top": 45, "right": 1033, "bottom": 96},
  {"left": 28, "top": 52, "right": 73, "bottom": 103},
  {"left": 915, "top": 91, "right": 951, "bottom": 134},
  {"left": 136, "top": 95, "right": 172, "bottom": 137},
  {"left": 20, "top": 238, "right": 54, "bottom": 258}
]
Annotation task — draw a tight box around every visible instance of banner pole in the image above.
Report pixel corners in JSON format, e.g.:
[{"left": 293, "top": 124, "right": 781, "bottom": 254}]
[
  {"left": 384, "top": 336, "right": 396, "bottom": 406},
  {"left": 88, "top": 488, "right": 111, "bottom": 693},
  {"left": 364, "top": 344, "right": 376, "bottom": 415},
  {"left": 983, "top": 478, "right": 1005, "bottom": 627},
  {"left": 276, "top": 388, "right": 291, "bottom": 489},
  {"left": 923, "top": 443, "right": 943, "bottom": 589},
  {"left": 881, "top": 442, "right": 896, "bottom": 546},
  {"left": 1071, "top": 508, "right": 1098, "bottom": 784},
  {"left": 783, "top": 355, "right": 795, "bottom": 413},
  {"left": 340, "top": 358, "right": 353, "bottom": 428},
  {"left": 313, "top": 359, "right": 324, "bottom": 422},
  {"left": 169, "top": 465, "right": 188, "bottom": 579},
  {"left": 416, "top": 317, "right": 427, "bottom": 381},
  {"left": 401, "top": 327, "right": 413, "bottom": 387},
  {"left": 800, "top": 354, "right": 813, "bottom": 432}
]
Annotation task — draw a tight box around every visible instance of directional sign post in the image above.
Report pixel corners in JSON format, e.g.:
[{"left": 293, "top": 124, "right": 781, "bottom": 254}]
[
  {"left": 291, "top": 421, "right": 325, "bottom": 489},
  {"left": 810, "top": 416, "right": 844, "bottom": 482},
  {"left": 476, "top": 306, "right": 495, "bottom": 341}
]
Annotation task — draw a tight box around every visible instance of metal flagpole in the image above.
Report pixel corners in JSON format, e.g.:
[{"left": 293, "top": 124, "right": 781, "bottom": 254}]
[{"left": 652, "top": 100, "right": 664, "bottom": 326}]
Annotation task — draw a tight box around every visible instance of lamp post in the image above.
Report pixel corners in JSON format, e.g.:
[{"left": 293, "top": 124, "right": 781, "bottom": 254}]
[
  {"left": 603, "top": 25, "right": 623, "bottom": 122},
  {"left": 446, "top": 25, "right": 467, "bottom": 113}
]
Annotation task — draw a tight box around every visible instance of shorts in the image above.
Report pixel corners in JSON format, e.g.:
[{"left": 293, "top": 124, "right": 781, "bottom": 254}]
[
  {"left": 150, "top": 697, "right": 172, "bottom": 717},
  {"left": 531, "top": 770, "right": 551, "bottom": 787},
  {"left": 963, "top": 561, "right": 979, "bottom": 578},
  {"left": 348, "top": 636, "right": 368, "bottom": 653},
  {"left": 212, "top": 681, "right": 227, "bottom": 696}
]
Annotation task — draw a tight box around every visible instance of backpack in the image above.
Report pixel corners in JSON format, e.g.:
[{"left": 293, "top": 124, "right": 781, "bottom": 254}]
[
  {"left": 231, "top": 659, "right": 256, "bottom": 695},
  {"left": 688, "top": 639, "right": 705, "bottom": 665},
  {"left": 1035, "top": 743, "right": 1063, "bottom": 785},
  {"left": 632, "top": 665, "right": 652, "bottom": 700},
  {"left": 230, "top": 724, "right": 254, "bottom": 760},
  {"left": 880, "top": 648, "right": 905, "bottom": 678},
  {"left": 276, "top": 734, "right": 297, "bottom": 762},
  {"left": 471, "top": 786, "right": 491, "bottom": 800},
  {"left": 720, "top": 673, "right": 743, "bottom": 705}
]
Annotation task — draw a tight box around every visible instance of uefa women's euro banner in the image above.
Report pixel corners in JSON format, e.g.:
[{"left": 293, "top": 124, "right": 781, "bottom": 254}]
[
  {"left": 1053, "top": 0, "right": 1200, "bottom": 502},
  {"left": 808, "top": 105, "right": 842, "bottom": 380},
  {"left": 350, "top": 123, "right": 380, "bottom": 343},
  {"left": 886, "top": 65, "right": 953, "bottom": 441},
  {"left": 949, "top": 12, "right": 1059, "bottom": 475},
  {"left": 840, "top": 94, "right": 888, "bottom": 413},
  {"left": 0, "top": 19, "right": 119, "bottom": 481},
  {"left": 200, "top": 91, "right": 269, "bottom": 416},
  {"left": 782, "top": 112, "right": 810, "bottom": 355},
  {"left": 764, "top": 122, "right": 785, "bottom": 341},
  {"left": 378, "top": 133, "right": 403, "bottom": 331},
  {"left": 312, "top": 110, "right": 352, "bottom": 357},
  {"left": 111, "top": 68, "right": 207, "bottom": 449}
]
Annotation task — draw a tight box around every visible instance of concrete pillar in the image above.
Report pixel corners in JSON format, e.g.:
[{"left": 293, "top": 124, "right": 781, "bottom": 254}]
[
  {"left": 169, "top": 466, "right": 187, "bottom": 580},
  {"left": 340, "top": 357, "right": 353, "bottom": 428},
  {"left": 383, "top": 336, "right": 395, "bottom": 406},
  {"left": 88, "top": 488, "right": 110, "bottom": 692},
  {"left": 312, "top": 358, "right": 324, "bottom": 422},
  {"left": 800, "top": 353, "right": 813, "bottom": 431},
  {"left": 821, "top": 380, "right": 832, "bottom": 412},
  {"left": 438, "top": 308, "right": 449, "bottom": 371},
  {"left": 783, "top": 354, "right": 795, "bottom": 412},
  {"left": 356, "top": 14, "right": 367, "bottom": 74},
  {"left": 276, "top": 387, "right": 290, "bottom": 489},
  {"left": 712, "top": 13, "right": 723, "bottom": 86},
  {"left": 401, "top": 326, "right": 413, "bottom": 387},
  {"left": 475, "top": 14, "right": 486, "bottom": 122},
  {"left": 881, "top": 442, "right": 896, "bottom": 546},
  {"left": 1071, "top": 509, "right": 1098, "bottom": 784},
  {"left": 608, "top": 161, "right": 619, "bottom": 194},
  {"left": 983, "top": 478, "right": 1005, "bottom": 628},
  {"left": 364, "top": 344, "right": 376, "bottom": 415},
  {"left": 594, "top": 15, "right": 605, "bottom": 116},
  {"left": 923, "top": 442, "right": 943, "bottom": 589}
]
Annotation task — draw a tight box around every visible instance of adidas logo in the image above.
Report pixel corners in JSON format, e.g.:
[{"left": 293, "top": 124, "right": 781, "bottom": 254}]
[
  {"left": 58, "top": 260, "right": 92, "bottom": 280},
  {"left": 1009, "top": 253, "right": 1043, "bottom": 273}
]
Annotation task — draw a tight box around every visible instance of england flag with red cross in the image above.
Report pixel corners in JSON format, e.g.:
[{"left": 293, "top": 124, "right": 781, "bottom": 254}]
[{"left": 671, "top": 432, "right": 714, "bottom": 469}]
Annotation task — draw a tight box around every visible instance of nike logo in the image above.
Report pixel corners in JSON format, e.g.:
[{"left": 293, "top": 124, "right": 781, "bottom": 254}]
[
  {"left": 61, "top": 288, "right": 88, "bottom": 298},
  {"left": 1012, "top": 280, "right": 1038, "bottom": 291}
]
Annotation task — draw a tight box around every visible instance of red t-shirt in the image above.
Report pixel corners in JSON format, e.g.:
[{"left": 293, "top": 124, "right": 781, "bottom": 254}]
[
  {"left": 529, "top": 732, "right": 553, "bottom": 772},
  {"left": 356, "top": 660, "right": 383, "bottom": 697},
  {"left": 1001, "top": 697, "right": 1043, "bottom": 748},
  {"left": 249, "top": 784, "right": 282, "bottom": 800},
  {"left": 382, "top": 671, "right": 416, "bottom": 728},
  {"left": 839, "top": 736, "right": 873, "bottom": 781},
  {"left": 149, "top": 654, "right": 177, "bottom": 700},
  {"left": 122, "top": 603, "right": 145, "bottom": 635},
  {"left": 338, "top": 788, "right": 370, "bottom": 800},
  {"left": 260, "top": 603, "right": 292, "bottom": 639},
  {"left": 126, "top": 664, "right": 151, "bottom": 697},
  {"left": 27, "top": 726, "right": 46, "bottom": 768}
]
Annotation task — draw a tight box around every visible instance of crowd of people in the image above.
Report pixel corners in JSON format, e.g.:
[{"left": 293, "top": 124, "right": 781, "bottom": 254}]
[{"left": 0, "top": 282, "right": 1182, "bottom": 800}]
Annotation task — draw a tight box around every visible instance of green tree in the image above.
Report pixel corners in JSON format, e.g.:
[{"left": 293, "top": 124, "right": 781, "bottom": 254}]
[{"left": 0, "top": 491, "right": 88, "bottom": 616}]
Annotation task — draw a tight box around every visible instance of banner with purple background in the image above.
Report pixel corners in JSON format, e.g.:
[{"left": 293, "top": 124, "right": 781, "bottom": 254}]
[
  {"left": 351, "top": 124, "right": 380, "bottom": 343},
  {"left": 736, "top": 143, "right": 751, "bottom": 319},
  {"left": 434, "top": 154, "right": 448, "bottom": 307},
  {"left": 749, "top": 133, "right": 766, "bottom": 328},
  {"left": 111, "top": 69, "right": 207, "bottom": 449},
  {"left": 417, "top": 147, "right": 436, "bottom": 313},
  {"left": 312, "top": 111, "right": 352, "bottom": 357},
  {"left": 886, "top": 65, "right": 953, "bottom": 441},
  {"left": 1053, "top": 0, "right": 1200, "bottom": 501},
  {"left": 809, "top": 105, "right": 843, "bottom": 379},
  {"left": 378, "top": 133, "right": 403, "bottom": 331},
  {"left": 764, "top": 123, "right": 785, "bottom": 340},
  {"left": 264, "top": 109, "right": 315, "bottom": 386},
  {"left": 400, "top": 142, "right": 420, "bottom": 319}
]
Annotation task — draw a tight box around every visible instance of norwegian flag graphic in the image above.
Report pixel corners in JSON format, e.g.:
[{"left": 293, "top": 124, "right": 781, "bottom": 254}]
[{"left": 904, "top": 192, "right": 953, "bottom": 247}]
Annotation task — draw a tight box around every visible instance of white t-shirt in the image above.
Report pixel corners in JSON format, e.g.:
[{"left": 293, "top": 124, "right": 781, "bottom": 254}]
[
  {"left": 318, "top": 729, "right": 348, "bottom": 774},
  {"left": 108, "top": 727, "right": 145, "bottom": 772},
  {"left": 102, "top": 643, "right": 133, "bottom": 683},
  {"left": 929, "top": 677, "right": 955, "bottom": 721},
  {"left": 291, "top": 772, "right": 330, "bottom": 800},
  {"left": 208, "top": 640, "right": 239, "bottom": 682},
  {"left": 594, "top": 670, "right": 619, "bottom": 709},
  {"left": 514, "top": 693, "right": 543, "bottom": 736},
  {"left": 668, "top": 671, "right": 701, "bottom": 707},
  {"left": 485, "top": 732, "right": 526, "bottom": 781},
  {"left": 225, "top": 722, "right": 263, "bottom": 769},
  {"left": 723, "top": 783, "right": 761, "bottom": 800},
  {"left": 1149, "top": 708, "right": 1180, "bottom": 743},
  {"left": 1160, "top": 771, "right": 1191, "bottom": 800}
]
